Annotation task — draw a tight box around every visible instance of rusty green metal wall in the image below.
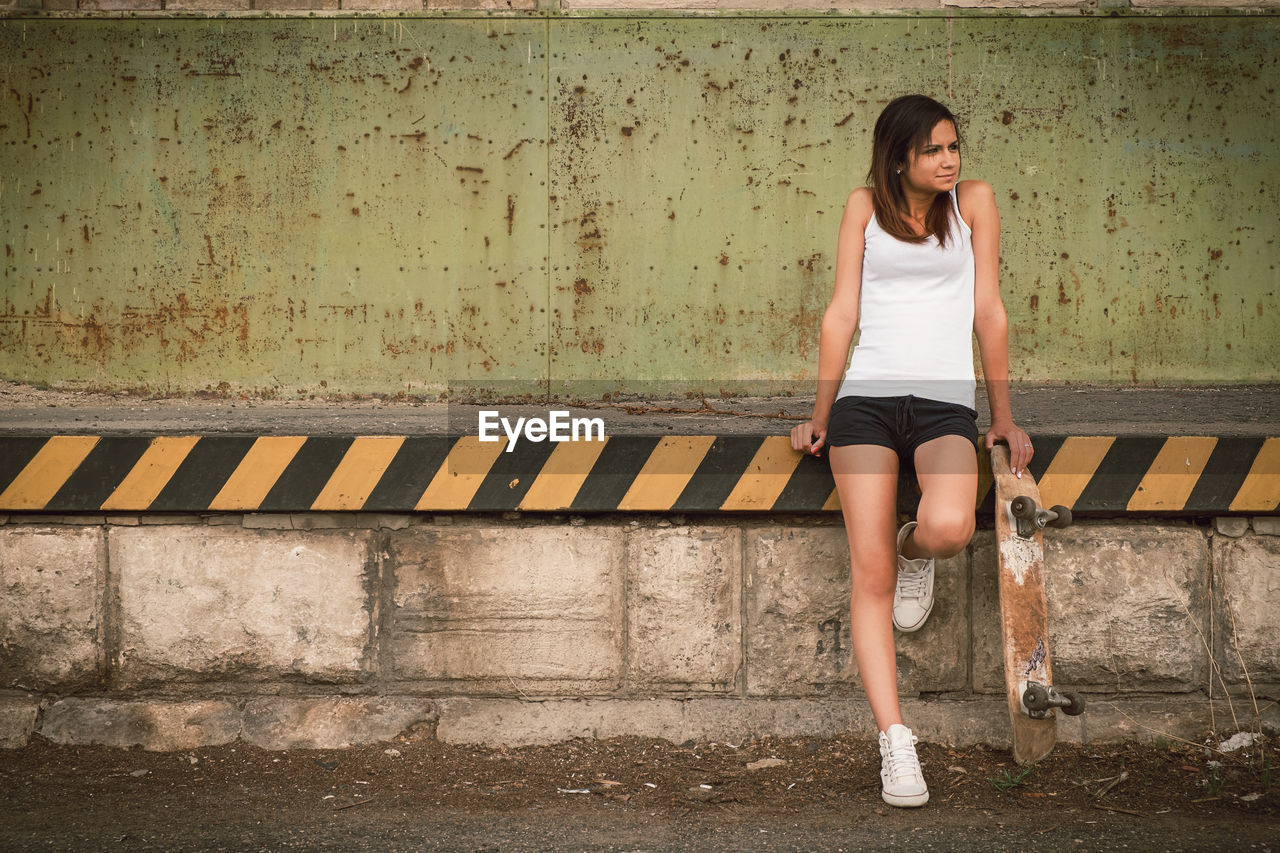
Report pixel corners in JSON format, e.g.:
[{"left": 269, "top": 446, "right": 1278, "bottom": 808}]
[{"left": 1, "top": 12, "right": 1277, "bottom": 397}]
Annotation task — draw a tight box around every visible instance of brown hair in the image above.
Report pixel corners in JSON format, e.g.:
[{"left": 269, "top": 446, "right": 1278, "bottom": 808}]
[{"left": 867, "top": 94, "right": 961, "bottom": 247}]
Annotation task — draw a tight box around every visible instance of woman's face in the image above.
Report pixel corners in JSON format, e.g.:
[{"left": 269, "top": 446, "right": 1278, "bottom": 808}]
[{"left": 900, "top": 120, "right": 960, "bottom": 195}]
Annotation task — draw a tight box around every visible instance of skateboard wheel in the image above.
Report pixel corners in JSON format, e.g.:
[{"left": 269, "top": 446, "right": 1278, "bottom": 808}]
[
  {"left": 1048, "top": 505, "right": 1073, "bottom": 528},
  {"left": 1022, "top": 683, "right": 1051, "bottom": 713},
  {"left": 1062, "top": 692, "right": 1085, "bottom": 716},
  {"left": 1010, "top": 495, "right": 1037, "bottom": 520}
]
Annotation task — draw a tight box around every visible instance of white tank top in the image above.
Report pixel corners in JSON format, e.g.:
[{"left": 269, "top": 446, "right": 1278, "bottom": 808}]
[{"left": 839, "top": 188, "right": 976, "bottom": 410}]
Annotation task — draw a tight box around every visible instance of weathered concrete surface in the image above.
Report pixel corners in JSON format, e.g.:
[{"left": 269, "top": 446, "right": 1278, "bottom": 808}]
[
  {"left": 626, "top": 526, "right": 741, "bottom": 691},
  {"left": 745, "top": 527, "right": 968, "bottom": 695},
  {"left": 0, "top": 697, "right": 39, "bottom": 748},
  {"left": 390, "top": 525, "right": 624, "bottom": 691},
  {"left": 435, "top": 696, "right": 880, "bottom": 747},
  {"left": 1212, "top": 534, "right": 1280, "bottom": 688},
  {"left": 2, "top": 516, "right": 1276, "bottom": 750},
  {"left": 973, "top": 526, "right": 1211, "bottom": 693},
  {"left": 1, "top": 16, "right": 1276, "bottom": 396},
  {"left": 13, "top": 692, "right": 1277, "bottom": 751},
  {"left": 433, "top": 695, "right": 1255, "bottom": 748},
  {"left": 241, "top": 697, "right": 438, "bottom": 749},
  {"left": 969, "top": 533, "right": 1004, "bottom": 694},
  {"left": 111, "top": 527, "right": 375, "bottom": 686},
  {"left": 1215, "top": 516, "right": 1251, "bottom": 538},
  {"left": 744, "top": 528, "right": 852, "bottom": 694},
  {"left": 436, "top": 697, "right": 688, "bottom": 745},
  {"left": 0, "top": 526, "right": 102, "bottom": 690},
  {"left": 40, "top": 699, "right": 241, "bottom": 750}
]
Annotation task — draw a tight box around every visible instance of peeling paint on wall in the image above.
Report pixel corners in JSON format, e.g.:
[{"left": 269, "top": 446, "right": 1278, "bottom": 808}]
[{"left": 0, "top": 15, "right": 1276, "bottom": 397}]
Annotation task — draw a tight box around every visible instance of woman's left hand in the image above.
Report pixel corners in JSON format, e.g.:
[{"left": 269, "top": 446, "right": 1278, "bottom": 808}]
[{"left": 985, "top": 419, "right": 1033, "bottom": 478}]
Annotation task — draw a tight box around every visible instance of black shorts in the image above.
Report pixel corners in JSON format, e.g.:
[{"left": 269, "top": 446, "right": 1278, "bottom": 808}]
[{"left": 826, "top": 394, "right": 979, "bottom": 465}]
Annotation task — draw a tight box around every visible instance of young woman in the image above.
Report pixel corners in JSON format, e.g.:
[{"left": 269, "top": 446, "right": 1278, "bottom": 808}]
[{"left": 789, "top": 95, "right": 1033, "bottom": 808}]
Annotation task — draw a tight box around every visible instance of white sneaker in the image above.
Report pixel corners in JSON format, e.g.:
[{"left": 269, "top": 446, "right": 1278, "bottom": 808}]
[
  {"left": 879, "top": 723, "right": 929, "bottom": 807},
  {"left": 893, "top": 521, "right": 935, "bottom": 632}
]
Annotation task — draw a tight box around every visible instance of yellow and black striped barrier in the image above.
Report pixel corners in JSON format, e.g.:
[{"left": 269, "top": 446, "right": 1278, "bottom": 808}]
[{"left": 0, "top": 434, "right": 1276, "bottom": 515}]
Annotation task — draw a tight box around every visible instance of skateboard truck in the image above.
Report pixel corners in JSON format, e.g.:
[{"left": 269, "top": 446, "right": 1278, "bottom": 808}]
[
  {"left": 1022, "top": 682, "right": 1086, "bottom": 719},
  {"left": 1009, "top": 495, "right": 1072, "bottom": 540}
]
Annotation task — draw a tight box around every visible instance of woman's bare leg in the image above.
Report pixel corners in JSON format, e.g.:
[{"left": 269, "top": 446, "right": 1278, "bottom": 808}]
[
  {"left": 904, "top": 435, "right": 979, "bottom": 560},
  {"left": 829, "top": 443, "right": 902, "bottom": 732}
]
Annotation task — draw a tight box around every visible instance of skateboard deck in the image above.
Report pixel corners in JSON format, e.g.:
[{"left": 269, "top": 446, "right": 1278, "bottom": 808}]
[{"left": 989, "top": 443, "right": 1081, "bottom": 765}]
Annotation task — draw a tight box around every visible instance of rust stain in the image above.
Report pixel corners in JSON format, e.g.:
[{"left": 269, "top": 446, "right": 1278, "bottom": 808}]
[
  {"left": 4, "top": 284, "right": 257, "bottom": 366},
  {"left": 235, "top": 304, "right": 250, "bottom": 343},
  {"left": 575, "top": 211, "right": 604, "bottom": 253},
  {"left": 9, "top": 88, "right": 32, "bottom": 139}
]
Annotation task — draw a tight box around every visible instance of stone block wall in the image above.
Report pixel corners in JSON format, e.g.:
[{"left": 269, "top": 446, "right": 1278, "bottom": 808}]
[{"left": 1, "top": 513, "right": 1276, "bottom": 749}]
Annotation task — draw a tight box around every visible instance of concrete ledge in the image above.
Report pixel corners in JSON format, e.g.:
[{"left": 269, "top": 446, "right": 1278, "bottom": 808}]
[
  {"left": 0, "top": 698, "right": 40, "bottom": 748},
  {"left": 434, "top": 695, "right": 1278, "bottom": 748},
  {"left": 40, "top": 699, "right": 241, "bottom": 750},
  {"left": 10, "top": 693, "right": 1276, "bottom": 751},
  {"left": 241, "top": 697, "right": 438, "bottom": 749}
]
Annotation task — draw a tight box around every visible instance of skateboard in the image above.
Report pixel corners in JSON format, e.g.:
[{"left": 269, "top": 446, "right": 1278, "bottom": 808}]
[{"left": 989, "top": 443, "right": 1085, "bottom": 765}]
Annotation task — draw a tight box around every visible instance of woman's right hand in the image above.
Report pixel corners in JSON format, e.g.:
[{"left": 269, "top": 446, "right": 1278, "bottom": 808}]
[{"left": 790, "top": 420, "right": 827, "bottom": 457}]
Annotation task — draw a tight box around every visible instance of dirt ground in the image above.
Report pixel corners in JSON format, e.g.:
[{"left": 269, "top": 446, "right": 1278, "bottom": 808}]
[{"left": 2, "top": 731, "right": 1275, "bottom": 851}]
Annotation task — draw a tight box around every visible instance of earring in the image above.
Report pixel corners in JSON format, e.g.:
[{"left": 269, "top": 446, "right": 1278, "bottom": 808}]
[{"left": 895, "top": 169, "right": 902, "bottom": 174}]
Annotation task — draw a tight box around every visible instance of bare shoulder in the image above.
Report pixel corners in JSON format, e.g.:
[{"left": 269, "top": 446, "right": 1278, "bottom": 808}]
[
  {"left": 956, "top": 179, "right": 995, "bottom": 205},
  {"left": 956, "top": 179, "right": 997, "bottom": 225},
  {"left": 842, "top": 186, "right": 875, "bottom": 227}
]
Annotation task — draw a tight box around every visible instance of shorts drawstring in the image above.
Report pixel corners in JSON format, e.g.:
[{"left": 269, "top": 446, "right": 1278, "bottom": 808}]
[{"left": 895, "top": 395, "right": 916, "bottom": 437}]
